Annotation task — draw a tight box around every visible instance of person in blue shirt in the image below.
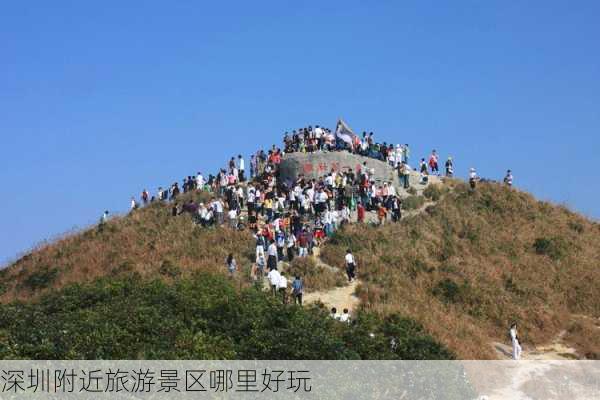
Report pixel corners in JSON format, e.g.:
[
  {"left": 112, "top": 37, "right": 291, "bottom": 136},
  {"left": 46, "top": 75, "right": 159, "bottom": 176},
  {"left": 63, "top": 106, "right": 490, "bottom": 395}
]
[{"left": 291, "top": 275, "right": 304, "bottom": 305}]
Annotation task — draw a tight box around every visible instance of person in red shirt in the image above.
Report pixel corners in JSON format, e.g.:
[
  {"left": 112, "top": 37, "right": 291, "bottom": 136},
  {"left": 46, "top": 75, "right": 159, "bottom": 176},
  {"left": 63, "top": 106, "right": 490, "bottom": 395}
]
[{"left": 357, "top": 203, "right": 365, "bottom": 223}]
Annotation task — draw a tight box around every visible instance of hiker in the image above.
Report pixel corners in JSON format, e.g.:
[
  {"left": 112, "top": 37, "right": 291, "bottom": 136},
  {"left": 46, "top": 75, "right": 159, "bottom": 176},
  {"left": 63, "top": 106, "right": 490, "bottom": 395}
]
[
  {"left": 339, "top": 308, "right": 351, "bottom": 323},
  {"left": 357, "top": 202, "right": 366, "bottom": 223},
  {"left": 278, "top": 271, "right": 288, "bottom": 304},
  {"left": 469, "top": 168, "right": 479, "bottom": 190},
  {"left": 276, "top": 231, "right": 286, "bottom": 260},
  {"left": 399, "top": 161, "right": 411, "bottom": 189},
  {"left": 445, "top": 157, "right": 454, "bottom": 178},
  {"left": 345, "top": 249, "right": 356, "bottom": 282},
  {"left": 391, "top": 196, "right": 401, "bottom": 222},
  {"left": 402, "top": 144, "right": 410, "bottom": 164},
  {"left": 226, "top": 253, "right": 237, "bottom": 276},
  {"left": 100, "top": 210, "right": 109, "bottom": 225},
  {"left": 238, "top": 155, "right": 245, "bottom": 182},
  {"left": 267, "top": 267, "right": 281, "bottom": 297},
  {"left": 377, "top": 204, "right": 387, "bottom": 226},
  {"left": 141, "top": 189, "right": 149, "bottom": 205},
  {"left": 291, "top": 275, "right": 303, "bottom": 305},
  {"left": 286, "top": 231, "right": 296, "bottom": 262},
  {"left": 504, "top": 170, "right": 513, "bottom": 187},
  {"left": 429, "top": 150, "right": 439, "bottom": 175},
  {"left": 510, "top": 323, "right": 522, "bottom": 360},
  {"left": 130, "top": 197, "right": 138, "bottom": 211},
  {"left": 330, "top": 307, "right": 340, "bottom": 320},
  {"left": 228, "top": 208, "right": 238, "bottom": 229},
  {"left": 267, "top": 239, "right": 278, "bottom": 271}
]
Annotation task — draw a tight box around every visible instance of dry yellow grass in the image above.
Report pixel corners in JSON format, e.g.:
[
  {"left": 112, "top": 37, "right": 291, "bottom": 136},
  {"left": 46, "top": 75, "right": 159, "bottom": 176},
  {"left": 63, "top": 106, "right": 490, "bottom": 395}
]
[
  {"left": 0, "top": 196, "right": 254, "bottom": 303},
  {"left": 320, "top": 181, "right": 600, "bottom": 359}
]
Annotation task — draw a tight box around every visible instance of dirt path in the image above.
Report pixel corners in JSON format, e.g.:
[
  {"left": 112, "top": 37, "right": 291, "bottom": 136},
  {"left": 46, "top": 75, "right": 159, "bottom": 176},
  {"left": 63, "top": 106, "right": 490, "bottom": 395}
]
[
  {"left": 303, "top": 280, "right": 360, "bottom": 312},
  {"left": 492, "top": 330, "right": 578, "bottom": 360}
]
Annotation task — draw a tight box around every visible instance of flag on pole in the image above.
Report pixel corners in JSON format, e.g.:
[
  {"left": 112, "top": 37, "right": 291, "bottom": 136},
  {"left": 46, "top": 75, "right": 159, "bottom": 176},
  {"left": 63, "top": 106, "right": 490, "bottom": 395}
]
[{"left": 335, "top": 118, "right": 357, "bottom": 145}]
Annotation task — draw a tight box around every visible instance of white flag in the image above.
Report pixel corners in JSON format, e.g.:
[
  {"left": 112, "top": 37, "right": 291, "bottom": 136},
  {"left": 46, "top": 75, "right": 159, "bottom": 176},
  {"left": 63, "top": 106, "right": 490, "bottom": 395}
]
[{"left": 335, "top": 119, "right": 357, "bottom": 145}]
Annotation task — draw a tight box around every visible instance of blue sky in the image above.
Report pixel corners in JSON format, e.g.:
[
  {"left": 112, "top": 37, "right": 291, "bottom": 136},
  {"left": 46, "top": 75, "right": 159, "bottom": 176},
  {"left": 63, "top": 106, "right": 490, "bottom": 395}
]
[{"left": 1, "top": 1, "right": 599, "bottom": 264}]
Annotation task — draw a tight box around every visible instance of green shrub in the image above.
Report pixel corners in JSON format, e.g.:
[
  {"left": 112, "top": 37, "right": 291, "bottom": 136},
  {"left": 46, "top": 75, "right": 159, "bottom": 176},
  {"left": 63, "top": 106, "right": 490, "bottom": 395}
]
[
  {"left": 0, "top": 273, "right": 454, "bottom": 360},
  {"left": 432, "top": 279, "right": 462, "bottom": 304},
  {"left": 533, "top": 237, "right": 567, "bottom": 260},
  {"left": 568, "top": 221, "right": 585, "bottom": 234},
  {"left": 423, "top": 184, "right": 443, "bottom": 201},
  {"left": 402, "top": 195, "right": 425, "bottom": 211},
  {"left": 159, "top": 259, "right": 181, "bottom": 278},
  {"left": 21, "top": 266, "right": 59, "bottom": 291}
]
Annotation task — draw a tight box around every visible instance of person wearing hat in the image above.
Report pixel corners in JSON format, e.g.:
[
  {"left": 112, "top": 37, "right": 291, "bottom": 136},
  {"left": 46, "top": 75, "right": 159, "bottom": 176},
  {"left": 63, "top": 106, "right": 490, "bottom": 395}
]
[{"left": 445, "top": 157, "right": 454, "bottom": 178}]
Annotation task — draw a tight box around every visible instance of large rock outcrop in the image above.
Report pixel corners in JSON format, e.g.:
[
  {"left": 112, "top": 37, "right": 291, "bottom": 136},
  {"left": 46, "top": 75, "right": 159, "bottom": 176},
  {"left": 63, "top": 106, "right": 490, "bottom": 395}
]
[{"left": 278, "top": 152, "right": 437, "bottom": 195}]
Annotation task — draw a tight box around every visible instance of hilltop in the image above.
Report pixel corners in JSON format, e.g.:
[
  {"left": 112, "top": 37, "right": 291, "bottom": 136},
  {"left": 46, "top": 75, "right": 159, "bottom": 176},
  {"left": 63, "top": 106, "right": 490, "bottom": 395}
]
[{"left": 1, "top": 151, "right": 599, "bottom": 360}]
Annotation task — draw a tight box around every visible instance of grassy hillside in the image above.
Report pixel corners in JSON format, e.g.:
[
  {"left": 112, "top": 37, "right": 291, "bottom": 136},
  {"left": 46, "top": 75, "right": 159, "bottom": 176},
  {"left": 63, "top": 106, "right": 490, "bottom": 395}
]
[
  {"left": 321, "top": 181, "right": 600, "bottom": 359},
  {"left": 2, "top": 181, "right": 598, "bottom": 360},
  {"left": 0, "top": 191, "right": 255, "bottom": 303}
]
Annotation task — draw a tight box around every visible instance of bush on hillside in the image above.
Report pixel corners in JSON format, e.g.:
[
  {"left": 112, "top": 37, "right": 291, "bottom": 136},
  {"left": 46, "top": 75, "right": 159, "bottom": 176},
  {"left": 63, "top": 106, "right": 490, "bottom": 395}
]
[
  {"left": 402, "top": 195, "right": 425, "bottom": 211},
  {"left": 533, "top": 237, "right": 567, "bottom": 260},
  {"left": 0, "top": 273, "right": 454, "bottom": 360},
  {"left": 21, "top": 266, "right": 59, "bottom": 291},
  {"left": 286, "top": 257, "right": 346, "bottom": 292},
  {"left": 423, "top": 184, "right": 444, "bottom": 201}
]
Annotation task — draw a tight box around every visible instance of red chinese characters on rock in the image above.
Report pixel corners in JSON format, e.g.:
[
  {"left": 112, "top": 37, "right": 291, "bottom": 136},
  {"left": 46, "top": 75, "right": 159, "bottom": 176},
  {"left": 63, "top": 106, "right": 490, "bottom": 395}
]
[{"left": 303, "top": 163, "right": 314, "bottom": 175}]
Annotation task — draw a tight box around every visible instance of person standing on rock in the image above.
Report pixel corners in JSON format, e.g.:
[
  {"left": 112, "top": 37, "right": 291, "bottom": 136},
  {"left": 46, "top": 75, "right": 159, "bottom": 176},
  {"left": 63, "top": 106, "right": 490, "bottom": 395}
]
[
  {"left": 345, "top": 249, "right": 356, "bottom": 282},
  {"left": 398, "top": 161, "right": 411, "bottom": 189},
  {"left": 238, "top": 155, "right": 245, "bottom": 182},
  {"left": 510, "top": 322, "right": 522, "bottom": 360},
  {"left": 402, "top": 144, "right": 410, "bottom": 164},
  {"left": 429, "top": 150, "right": 439, "bottom": 175},
  {"left": 445, "top": 157, "right": 454, "bottom": 178}
]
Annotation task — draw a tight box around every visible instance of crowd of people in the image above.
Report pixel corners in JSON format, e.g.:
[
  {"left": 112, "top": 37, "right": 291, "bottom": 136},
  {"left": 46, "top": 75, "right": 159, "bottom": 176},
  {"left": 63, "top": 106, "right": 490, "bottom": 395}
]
[{"left": 114, "top": 123, "right": 515, "bottom": 332}]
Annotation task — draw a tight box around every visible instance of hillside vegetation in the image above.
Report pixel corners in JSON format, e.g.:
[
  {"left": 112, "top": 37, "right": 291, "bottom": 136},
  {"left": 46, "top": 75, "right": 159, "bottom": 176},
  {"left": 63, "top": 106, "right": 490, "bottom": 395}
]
[
  {"left": 321, "top": 181, "right": 600, "bottom": 359},
  {"left": 0, "top": 191, "right": 254, "bottom": 303},
  {"left": 0, "top": 272, "right": 452, "bottom": 360},
  {"left": 2, "top": 181, "right": 599, "bottom": 360}
]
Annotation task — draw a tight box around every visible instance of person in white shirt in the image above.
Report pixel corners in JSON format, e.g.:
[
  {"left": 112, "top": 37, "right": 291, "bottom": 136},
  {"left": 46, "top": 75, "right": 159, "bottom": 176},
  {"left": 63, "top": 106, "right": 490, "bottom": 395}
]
[
  {"left": 339, "top": 309, "right": 351, "bottom": 323},
  {"left": 388, "top": 183, "right": 396, "bottom": 198},
  {"left": 196, "top": 172, "right": 205, "bottom": 190},
  {"left": 469, "top": 168, "right": 479, "bottom": 190},
  {"left": 345, "top": 249, "right": 356, "bottom": 282},
  {"left": 277, "top": 272, "right": 288, "bottom": 304},
  {"left": 228, "top": 209, "right": 238, "bottom": 229},
  {"left": 267, "top": 268, "right": 281, "bottom": 297},
  {"left": 267, "top": 240, "right": 278, "bottom": 271},
  {"left": 510, "top": 323, "right": 522, "bottom": 360},
  {"left": 130, "top": 197, "right": 137, "bottom": 211},
  {"left": 330, "top": 307, "right": 340, "bottom": 320},
  {"left": 286, "top": 232, "right": 296, "bottom": 262}
]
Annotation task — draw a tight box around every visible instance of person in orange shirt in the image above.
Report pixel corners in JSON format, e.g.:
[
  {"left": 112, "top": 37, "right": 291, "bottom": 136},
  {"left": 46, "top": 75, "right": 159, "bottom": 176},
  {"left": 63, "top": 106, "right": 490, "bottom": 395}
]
[{"left": 377, "top": 205, "right": 387, "bottom": 226}]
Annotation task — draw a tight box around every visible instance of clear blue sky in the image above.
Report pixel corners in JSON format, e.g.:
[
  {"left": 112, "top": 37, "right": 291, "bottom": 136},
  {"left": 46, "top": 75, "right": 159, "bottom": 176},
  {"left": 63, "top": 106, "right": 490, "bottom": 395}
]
[{"left": 1, "top": 1, "right": 599, "bottom": 264}]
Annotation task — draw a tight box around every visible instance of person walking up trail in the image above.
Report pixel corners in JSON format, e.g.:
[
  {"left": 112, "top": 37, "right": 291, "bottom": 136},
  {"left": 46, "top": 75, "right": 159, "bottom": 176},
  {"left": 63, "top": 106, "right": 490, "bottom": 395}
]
[
  {"left": 510, "top": 322, "right": 522, "bottom": 360},
  {"left": 345, "top": 249, "right": 356, "bottom": 283},
  {"left": 291, "top": 275, "right": 303, "bottom": 305}
]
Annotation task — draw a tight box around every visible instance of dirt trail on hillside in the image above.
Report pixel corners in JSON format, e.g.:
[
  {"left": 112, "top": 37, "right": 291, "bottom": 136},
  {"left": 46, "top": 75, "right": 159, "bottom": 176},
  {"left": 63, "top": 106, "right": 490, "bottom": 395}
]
[
  {"left": 301, "top": 200, "right": 436, "bottom": 312},
  {"left": 492, "top": 330, "right": 578, "bottom": 361}
]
